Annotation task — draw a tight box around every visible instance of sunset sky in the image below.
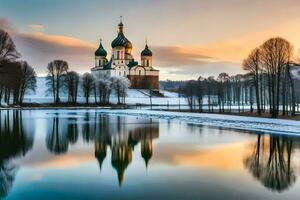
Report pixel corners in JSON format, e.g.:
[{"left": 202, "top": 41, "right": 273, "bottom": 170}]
[{"left": 1, "top": 0, "right": 300, "bottom": 80}]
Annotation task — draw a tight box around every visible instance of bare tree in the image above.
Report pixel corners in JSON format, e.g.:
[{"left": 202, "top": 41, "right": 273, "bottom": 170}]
[
  {"left": 243, "top": 48, "right": 262, "bottom": 115},
  {"left": 94, "top": 73, "right": 112, "bottom": 104},
  {"left": 181, "top": 80, "right": 196, "bottom": 111},
  {"left": 287, "top": 63, "right": 296, "bottom": 116},
  {"left": 66, "top": 71, "right": 79, "bottom": 104},
  {"left": 260, "top": 37, "right": 293, "bottom": 118},
  {"left": 111, "top": 76, "right": 130, "bottom": 104},
  {"left": 0, "top": 30, "right": 20, "bottom": 63},
  {"left": 0, "top": 30, "right": 36, "bottom": 106},
  {"left": 0, "top": 30, "right": 21, "bottom": 105},
  {"left": 206, "top": 76, "right": 217, "bottom": 112},
  {"left": 217, "top": 73, "right": 229, "bottom": 113},
  {"left": 0, "top": 61, "right": 22, "bottom": 104},
  {"left": 196, "top": 76, "right": 205, "bottom": 112},
  {"left": 46, "top": 60, "right": 69, "bottom": 104},
  {"left": 18, "top": 61, "right": 37, "bottom": 104},
  {"left": 82, "top": 73, "right": 95, "bottom": 104}
]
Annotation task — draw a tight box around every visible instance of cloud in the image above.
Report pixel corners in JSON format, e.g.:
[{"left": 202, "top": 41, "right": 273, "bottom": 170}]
[
  {"left": 152, "top": 46, "right": 215, "bottom": 66},
  {"left": 0, "top": 17, "right": 95, "bottom": 75},
  {"left": 27, "top": 24, "right": 45, "bottom": 32},
  {"left": 152, "top": 45, "right": 242, "bottom": 78}
]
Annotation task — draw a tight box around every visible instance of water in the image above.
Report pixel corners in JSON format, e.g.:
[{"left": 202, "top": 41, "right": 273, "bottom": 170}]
[{"left": 0, "top": 109, "right": 300, "bottom": 200}]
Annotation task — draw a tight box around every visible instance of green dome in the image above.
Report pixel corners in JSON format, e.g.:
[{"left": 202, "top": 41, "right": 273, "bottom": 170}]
[
  {"left": 111, "top": 33, "right": 132, "bottom": 49},
  {"left": 141, "top": 44, "right": 152, "bottom": 56},
  {"left": 111, "top": 21, "right": 132, "bottom": 50},
  {"left": 111, "top": 33, "right": 127, "bottom": 48},
  {"left": 95, "top": 41, "right": 107, "bottom": 57}
]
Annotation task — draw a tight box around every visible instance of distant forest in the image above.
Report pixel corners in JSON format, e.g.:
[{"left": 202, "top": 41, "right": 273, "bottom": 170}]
[{"left": 175, "top": 37, "right": 300, "bottom": 118}]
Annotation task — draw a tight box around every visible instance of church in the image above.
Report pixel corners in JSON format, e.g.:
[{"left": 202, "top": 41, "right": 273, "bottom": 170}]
[{"left": 91, "top": 19, "right": 159, "bottom": 89}]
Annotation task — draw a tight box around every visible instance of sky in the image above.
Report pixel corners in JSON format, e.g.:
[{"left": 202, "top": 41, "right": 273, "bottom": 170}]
[{"left": 1, "top": 0, "right": 300, "bottom": 80}]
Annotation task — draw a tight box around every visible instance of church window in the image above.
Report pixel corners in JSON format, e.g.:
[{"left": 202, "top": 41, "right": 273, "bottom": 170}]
[
  {"left": 119, "top": 71, "right": 121, "bottom": 76},
  {"left": 139, "top": 70, "right": 141, "bottom": 75}
]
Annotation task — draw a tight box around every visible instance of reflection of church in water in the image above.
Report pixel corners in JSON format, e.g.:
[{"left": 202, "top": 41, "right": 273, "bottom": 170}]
[
  {"left": 44, "top": 112, "right": 159, "bottom": 186},
  {"left": 94, "top": 115, "right": 159, "bottom": 185}
]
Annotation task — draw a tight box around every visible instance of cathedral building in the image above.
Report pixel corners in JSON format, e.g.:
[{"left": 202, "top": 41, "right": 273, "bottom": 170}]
[{"left": 91, "top": 19, "right": 159, "bottom": 89}]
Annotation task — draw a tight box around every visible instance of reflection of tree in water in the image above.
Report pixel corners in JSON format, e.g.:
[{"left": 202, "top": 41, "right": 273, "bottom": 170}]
[
  {"left": 46, "top": 114, "right": 82, "bottom": 154},
  {"left": 0, "top": 111, "right": 34, "bottom": 198},
  {"left": 46, "top": 112, "right": 96, "bottom": 155},
  {"left": 46, "top": 117, "right": 69, "bottom": 154},
  {"left": 94, "top": 115, "right": 159, "bottom": 186},
  {"left": 244, "top": 135, "right": 297, "bottom": 192},
  {"left": 67, "top": 121, "right": 78, "bottom": 144},
  {"left": 82, "top": 112, "right": 95, "bottom": 143}
]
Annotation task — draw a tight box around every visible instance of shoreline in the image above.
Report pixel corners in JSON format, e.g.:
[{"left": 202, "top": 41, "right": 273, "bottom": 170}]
[
  {"left": 1, "top": 105, "right": 299, "bottom": 121},
  {"left": 0, "top": 103, "right": 127, "bottom": 110},
  {"left": 1, "top": 107, "right": 300, "bottom": 135},
  {"left": 155, "top": 109, "right": 300, "bottom": 121}
]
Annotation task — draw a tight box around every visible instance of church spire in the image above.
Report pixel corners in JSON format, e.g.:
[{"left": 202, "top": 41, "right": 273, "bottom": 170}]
[{"left": 118, "top": 16, "right": 124, "bottom": 33}]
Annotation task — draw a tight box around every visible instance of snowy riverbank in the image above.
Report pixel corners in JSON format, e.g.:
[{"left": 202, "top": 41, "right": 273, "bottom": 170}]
[{"left": 96, "top": 109, "right": 300, "bottom": 135}]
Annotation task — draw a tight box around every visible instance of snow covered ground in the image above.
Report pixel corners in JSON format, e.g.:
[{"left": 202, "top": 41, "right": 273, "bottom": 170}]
[
  {"left": 23, "top": 77, "right": 182, "bottom": 105},
  {"left": 96, "top": 109, "right": 300, "bottom": 135}
]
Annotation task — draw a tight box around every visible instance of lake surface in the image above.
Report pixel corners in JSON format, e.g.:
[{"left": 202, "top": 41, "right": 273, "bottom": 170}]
[{"left": 1, "top": 109, "right": 300, "bottom": 200}]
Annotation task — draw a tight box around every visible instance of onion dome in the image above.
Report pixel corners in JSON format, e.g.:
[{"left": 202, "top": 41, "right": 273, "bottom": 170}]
[
  {"left": 111, "top": 18, "right": 133, "bottom": 53},
  {"left": 141, "top": 44, "right": 152, "bottom": 57},
  {"left": 95, "top": 39, "right": 107, "bottom": 57},
  {"left": 124, "top": 38, "right": 132, "bottom": 54},
  {"left": 111, "top": 33, "right": 127, "bottom": 48}
]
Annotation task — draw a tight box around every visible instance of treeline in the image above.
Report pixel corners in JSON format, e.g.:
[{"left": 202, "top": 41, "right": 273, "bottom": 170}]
[
  {"left": 160, "top": 80, "right": 185, "bottom": 92},
  {"left": 0, "top": 29, "right": 37, "bottom": 105},
  {"left": 180, "top": 37, "right": 298, "bottom": 118},
  {"left": 46, "top": 60, "right": 130, "bottom": 105}
]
